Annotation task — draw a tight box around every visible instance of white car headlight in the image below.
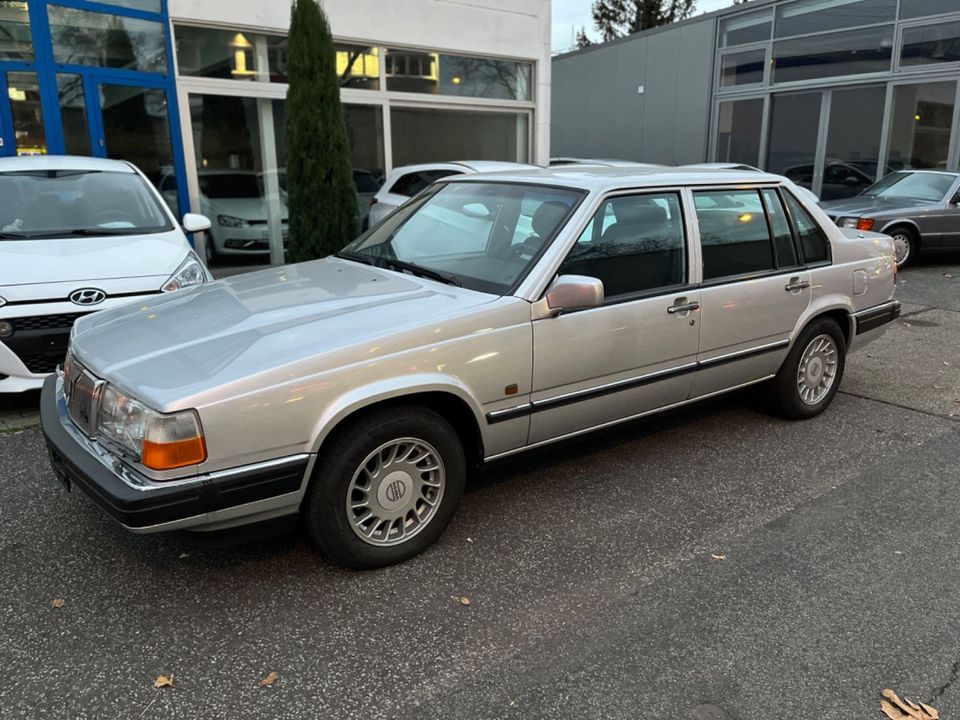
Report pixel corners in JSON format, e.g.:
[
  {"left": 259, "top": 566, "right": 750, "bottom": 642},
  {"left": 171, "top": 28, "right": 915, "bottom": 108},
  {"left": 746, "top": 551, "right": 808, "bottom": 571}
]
[
  {"left": 839, "top": 217, "right": 860, "bottom": 229},
  {"left": 218, "top": 214, "right": 250, "bottom": 228},
  {"left": 162, "top": 252, "right": 208, "bottom": 292},
  {"left": 98, "top": 385, "right": 206, "bottom": 471}
]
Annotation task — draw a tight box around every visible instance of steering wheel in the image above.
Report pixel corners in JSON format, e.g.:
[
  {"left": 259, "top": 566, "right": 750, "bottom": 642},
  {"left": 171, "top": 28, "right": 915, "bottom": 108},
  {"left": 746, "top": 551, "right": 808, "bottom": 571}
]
[{"left": 91, "top": 210, "right": 132, "bottom": 226}]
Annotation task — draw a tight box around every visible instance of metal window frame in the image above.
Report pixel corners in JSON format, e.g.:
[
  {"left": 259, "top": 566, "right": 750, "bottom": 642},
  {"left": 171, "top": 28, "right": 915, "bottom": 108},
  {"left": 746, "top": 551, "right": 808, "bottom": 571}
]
[{"left": 895, "top": 11, "right": 960, "bottom": 75}]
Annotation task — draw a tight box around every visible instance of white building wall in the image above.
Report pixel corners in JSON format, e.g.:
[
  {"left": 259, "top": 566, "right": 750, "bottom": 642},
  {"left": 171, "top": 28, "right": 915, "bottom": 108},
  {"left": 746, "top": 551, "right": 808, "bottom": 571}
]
[{"left": 169, "top": 0, "right": 552, "bottom": 163}]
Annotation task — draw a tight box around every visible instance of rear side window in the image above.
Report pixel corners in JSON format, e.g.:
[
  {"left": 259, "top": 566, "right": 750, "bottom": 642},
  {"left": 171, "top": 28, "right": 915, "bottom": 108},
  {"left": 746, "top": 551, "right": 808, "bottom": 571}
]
[
  {"left": 783, "top": 191, "right": 831, "bottom": 264},
  {"left": 390, "top": 169, "right": 462, "bottom": 197},
  {"left": 694, "top": 189, "right": 775, "bottom": 280},
  {"left": 558, "top": 192, "right": 686, "bottom": 299}
]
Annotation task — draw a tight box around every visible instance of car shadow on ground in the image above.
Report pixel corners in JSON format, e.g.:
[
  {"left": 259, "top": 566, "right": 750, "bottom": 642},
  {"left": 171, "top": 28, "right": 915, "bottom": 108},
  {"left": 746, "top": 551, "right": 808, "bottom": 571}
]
[{"left": 127, "top": 390, "right": 760, "bottom": 569}]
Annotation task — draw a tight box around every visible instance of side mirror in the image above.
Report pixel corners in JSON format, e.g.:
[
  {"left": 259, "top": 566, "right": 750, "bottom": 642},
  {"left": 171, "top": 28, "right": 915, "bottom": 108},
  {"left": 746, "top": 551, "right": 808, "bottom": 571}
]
[
  {"left": 182, "top": 213, "right": 212, "bottom": 233},
  {"left": 545, "top": 275, "right": 604, "bottom": 316},
  {"left": 951, "top": 193, "right": 960, "bottom": 206}
]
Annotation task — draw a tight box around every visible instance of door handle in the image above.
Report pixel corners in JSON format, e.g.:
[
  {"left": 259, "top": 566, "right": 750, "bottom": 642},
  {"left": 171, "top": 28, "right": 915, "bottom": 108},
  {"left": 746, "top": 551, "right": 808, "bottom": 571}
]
[
  {"left": 785, "top": 279, "right": 810, "bottom": 292},
  {"left": 667, "top": 300, "right": 700, "bottom": 314}
]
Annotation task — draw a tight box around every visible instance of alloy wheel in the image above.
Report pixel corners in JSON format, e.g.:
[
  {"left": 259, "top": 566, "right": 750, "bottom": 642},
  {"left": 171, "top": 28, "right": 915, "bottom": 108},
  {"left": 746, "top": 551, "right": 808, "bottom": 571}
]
[{"left": 796, "top": 333, "right": 839, "bottom": 405}]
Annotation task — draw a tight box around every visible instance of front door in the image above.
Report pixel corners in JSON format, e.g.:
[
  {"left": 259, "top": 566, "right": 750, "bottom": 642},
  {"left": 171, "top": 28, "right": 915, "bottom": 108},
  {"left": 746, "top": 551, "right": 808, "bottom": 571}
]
[
  {"left": 86, "top": 77, "right": 183, "bottom": 216},
  {"left": 529, "top": 190, "right": 701, "bottom": 445}
]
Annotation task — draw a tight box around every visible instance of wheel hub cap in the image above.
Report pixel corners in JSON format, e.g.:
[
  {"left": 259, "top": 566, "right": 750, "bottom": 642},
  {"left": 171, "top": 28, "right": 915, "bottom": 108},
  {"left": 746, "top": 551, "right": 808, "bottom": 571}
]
[
  {"left": 892, "top": 235, "right": 910, "bottom": 264},
  {"left": 346, "top": 438, "right": 445, "bottom": 547},
  {"left": 797, "top": 334, "right": 838, "bottom": 406}
]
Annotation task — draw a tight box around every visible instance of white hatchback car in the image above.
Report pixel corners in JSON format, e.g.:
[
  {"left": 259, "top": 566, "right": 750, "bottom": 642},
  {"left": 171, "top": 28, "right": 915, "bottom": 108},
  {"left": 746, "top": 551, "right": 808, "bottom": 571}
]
[
  {"left": 365, "top": 160, "right": 539, "bottom": 229},
  {"left": 0, "top": 156, "right": 212, "bottom": 393}
]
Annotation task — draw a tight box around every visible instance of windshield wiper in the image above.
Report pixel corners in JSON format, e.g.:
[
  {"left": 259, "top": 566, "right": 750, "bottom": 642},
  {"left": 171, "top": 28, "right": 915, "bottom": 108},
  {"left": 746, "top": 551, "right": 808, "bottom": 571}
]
[
  {"left": 0, "top": 228, "right": 145, "bottom": 240},
  {"left": 380, "top": 258, "right": 462, "bottom": 287}
]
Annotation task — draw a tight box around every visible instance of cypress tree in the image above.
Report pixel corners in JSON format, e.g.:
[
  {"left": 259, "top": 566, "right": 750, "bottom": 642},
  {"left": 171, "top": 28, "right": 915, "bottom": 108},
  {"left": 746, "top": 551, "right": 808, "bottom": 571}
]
[{"left": 285, "top": 0, "right": 358, "bottom": 262}]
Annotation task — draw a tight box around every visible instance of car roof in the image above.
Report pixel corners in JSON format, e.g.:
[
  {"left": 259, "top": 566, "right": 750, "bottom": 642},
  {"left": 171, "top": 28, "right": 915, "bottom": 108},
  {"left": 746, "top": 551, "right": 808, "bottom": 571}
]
[
  {"left": 387, "top": 160, "right": 539, "bottom": 177},
  {"left": 683, "top": 162, "right": 760, "bottom": 171},
  {"left": 551, "top": 157, "right": 663, "bottom": 168},
  {"left": 888, "top": 169, "right": 960, "bottom": 177},
  {"left": 444, "top": 164, "right": 786, "bottom": 192},
  {"left": 0, "top": 155, "right": 136, "bottom": 173}
]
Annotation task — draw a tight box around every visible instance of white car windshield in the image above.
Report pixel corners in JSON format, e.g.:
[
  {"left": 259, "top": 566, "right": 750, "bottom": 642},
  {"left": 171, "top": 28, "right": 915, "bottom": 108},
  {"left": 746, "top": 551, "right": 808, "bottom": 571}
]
[
  {"left": 862, "top": 172, "right": 956, "bottom": 202},
  {"left": 0, "top": 169, "right": 173, "bottom": 240},
  {"left": 340, "top": 181, "right": 584, "bottom": 294}
]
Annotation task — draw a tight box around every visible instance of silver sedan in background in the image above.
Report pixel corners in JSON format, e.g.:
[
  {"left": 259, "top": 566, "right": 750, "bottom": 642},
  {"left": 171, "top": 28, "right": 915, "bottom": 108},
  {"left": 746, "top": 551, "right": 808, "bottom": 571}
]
[{"left": 820, "top": 170, "right": 960, "bottom": 266}]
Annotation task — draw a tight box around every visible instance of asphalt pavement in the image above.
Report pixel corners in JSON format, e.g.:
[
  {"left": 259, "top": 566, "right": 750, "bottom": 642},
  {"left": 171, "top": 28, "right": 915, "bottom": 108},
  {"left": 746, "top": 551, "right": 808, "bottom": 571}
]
[{"left": 1, "top": 255, "right": 958, "bottom": 720}]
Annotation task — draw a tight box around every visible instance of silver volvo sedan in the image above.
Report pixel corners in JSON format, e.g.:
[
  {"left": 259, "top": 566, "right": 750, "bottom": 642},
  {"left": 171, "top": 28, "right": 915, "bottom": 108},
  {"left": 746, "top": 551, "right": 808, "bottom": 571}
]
[{"left": 41, "top": 167, "right": 900, "bottom": 568}]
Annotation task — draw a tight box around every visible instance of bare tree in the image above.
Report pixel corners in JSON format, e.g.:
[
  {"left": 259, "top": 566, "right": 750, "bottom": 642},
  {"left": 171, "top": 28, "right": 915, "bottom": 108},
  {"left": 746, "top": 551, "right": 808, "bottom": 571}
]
[{"left": 590, "top": 0, "right": 697, "bottom": 41}]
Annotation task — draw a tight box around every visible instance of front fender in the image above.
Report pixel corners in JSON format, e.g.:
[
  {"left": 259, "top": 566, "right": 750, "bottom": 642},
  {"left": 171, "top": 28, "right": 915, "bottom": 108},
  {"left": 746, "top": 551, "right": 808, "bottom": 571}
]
[
  {"left": 877, "top": 217, "right": 921, "bottom": 239},
  {"left": 308, "top": 373, "right": 486, "bottom": 454}
]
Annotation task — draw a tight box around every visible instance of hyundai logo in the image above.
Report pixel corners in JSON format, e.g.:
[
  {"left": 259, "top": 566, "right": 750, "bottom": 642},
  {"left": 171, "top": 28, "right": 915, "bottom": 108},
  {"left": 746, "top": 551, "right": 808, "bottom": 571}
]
[
  {"left": 69, "top": 288, "right": 107, "bottom": 306},
  {"left": 385, "top": 480, "right": 406, "bottom": 503}
]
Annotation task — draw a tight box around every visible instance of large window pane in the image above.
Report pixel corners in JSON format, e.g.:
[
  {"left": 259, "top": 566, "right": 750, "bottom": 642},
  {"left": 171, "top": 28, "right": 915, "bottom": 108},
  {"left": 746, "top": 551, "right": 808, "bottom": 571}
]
[
  {"left": 901, "top": 20, "right": 960, "bottom": 68},
  {"left": 766, "top": 92, "right": 821, "bottom": 191},
  {"left": 719, "top": 9, "right": 772, "bottom": 47},
  {"left": 100, "top": 85, "right": 176, "bottom": 212},
  {"left": 175, "top": 26, "right": 259, "bottom": 80},
  {"left": 720, "top": 49, "right": 765, "bottom": 87},
  {"left": 822, "top": 85, "right": 885, "bottom": 200},
  {"left": 190, "top": 94, "right": 289, "bottom": 267},
  {"left": 900, "top": 0, "right": 960, "bottom": 19},
  {"left": 386, "top": 51, "right": 532, "bottom": 101},
  {"left": 886, "top": 82, "right": 956, "bottom": 170},
  {"left": 775, "top": 0, "right": 896, "bottom": 38},
  {"left": 6, "top": 71, "right": 45, "bottom": 155},
  {"left": 773, "top": 26, "right": 893, "bottom": 83},
  {"left": 0, "top": 0, "right": 32, "bottom": 61},
  {"left": 97, "top": 0, "right": 161, "bottom": 11},
  {"left": 390, "top": 107, "right": 529, "bottom": 166},
  {"left": 715, "top": 98, "right": 763, "bottom": 166},
  {"left": 49, "top": 5, "right": 167, "bottom": 73},
  {"left": 57, "top": 74, "right": 91, "bottom": 156}
]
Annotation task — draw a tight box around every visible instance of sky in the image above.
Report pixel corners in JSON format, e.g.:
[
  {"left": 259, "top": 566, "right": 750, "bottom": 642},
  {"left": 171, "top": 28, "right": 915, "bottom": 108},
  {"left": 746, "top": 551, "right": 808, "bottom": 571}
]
[{"left": 552, "top": 0, "right": 731, "bottom": 54}]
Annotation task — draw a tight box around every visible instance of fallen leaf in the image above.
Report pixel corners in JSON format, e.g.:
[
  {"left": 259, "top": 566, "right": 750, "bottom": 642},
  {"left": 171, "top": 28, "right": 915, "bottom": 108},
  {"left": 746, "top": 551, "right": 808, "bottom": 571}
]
[
  {"left": 459, "top": 596, "right": 471, "bottom": 606},
  {"left": 894, "top": 550, "right": 904, "bottom": 555},
  {"left": 919, "top": 702, "right": 940, "bottom": 719},
  {"left": 466, "top": 537, "right": 474, "bottom": 543},
  {"left": 880, "top": 700, "right": 909, "bottom": 720},
  {"left": 51, "top": 598, "right": 65, "bottom": 609},
  {"left": 945, "top": 274, "right": 953, "bottom": 279},
  {"left": 881, "top": 689, "right": 937, "bottom": 720},
  {"left": 711, "top": 554, "right": 726, "bottom": 561},
  {"left": 154, "top": 675, "right": 174, "bottom": 689},
  {"left": 259, "top": 671, "right": 279, "bottom": 687}
]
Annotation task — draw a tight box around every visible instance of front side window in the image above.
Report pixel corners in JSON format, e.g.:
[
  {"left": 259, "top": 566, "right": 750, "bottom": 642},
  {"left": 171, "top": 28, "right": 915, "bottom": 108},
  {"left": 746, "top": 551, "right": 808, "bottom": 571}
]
[
  {"left": 558, "top": 193, "right": 686, "bottom": 299},
  {"left": 341, "top": 182, "right": 583, "bottom": 295},
  {"left": 1, "top": 170, "right": 173, "bottom": 239},
  {"left": 783, "top": 191, "right": 831, "bottom": 263},
  {"left": 695, "top": 189, "right": 775, "bottom": 280}
]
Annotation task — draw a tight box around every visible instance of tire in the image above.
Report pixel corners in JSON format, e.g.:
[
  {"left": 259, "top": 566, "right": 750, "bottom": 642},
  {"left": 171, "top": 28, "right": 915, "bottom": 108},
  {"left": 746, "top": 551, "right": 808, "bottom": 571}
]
[
  {"left": 768, "top": 317, "right": 847, "bottom": 420},
  {"left": 304, "top": 405, "right": 466, "bottom": 569},
  {"left": 887, "top": 225, "right": 918, "bottom": 268}
]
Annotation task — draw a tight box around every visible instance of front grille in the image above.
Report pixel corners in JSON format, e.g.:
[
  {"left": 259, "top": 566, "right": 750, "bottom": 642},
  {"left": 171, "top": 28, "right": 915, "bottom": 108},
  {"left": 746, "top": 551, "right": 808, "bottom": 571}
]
[
  {"left": 8, "top": 312, "right": 89, "bottom": 332},
  {"left": 1, "top": 312, "right": 90, "bottom": 374}
]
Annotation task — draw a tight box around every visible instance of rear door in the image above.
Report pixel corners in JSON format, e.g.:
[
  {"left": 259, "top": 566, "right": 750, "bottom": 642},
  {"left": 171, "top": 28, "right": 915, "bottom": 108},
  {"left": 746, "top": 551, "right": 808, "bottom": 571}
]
[{"left": 690, "top": 186, "right": 812, "bottom": 397}]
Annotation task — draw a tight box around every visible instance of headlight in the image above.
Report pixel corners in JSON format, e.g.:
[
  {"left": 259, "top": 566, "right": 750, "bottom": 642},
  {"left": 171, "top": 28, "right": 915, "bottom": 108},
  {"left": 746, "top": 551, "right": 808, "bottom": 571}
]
[
  {"left": 162, "top": 252, "right": 207, "bottom": 292},
  {"left": 98, "top": 385, "right": 207, "bottom": 471},
  {"left": 218, "top": 214, "right": 250, "bottom": 228},
  {"left": 839, "top": 217, "right": 859, "bottom": 229}
]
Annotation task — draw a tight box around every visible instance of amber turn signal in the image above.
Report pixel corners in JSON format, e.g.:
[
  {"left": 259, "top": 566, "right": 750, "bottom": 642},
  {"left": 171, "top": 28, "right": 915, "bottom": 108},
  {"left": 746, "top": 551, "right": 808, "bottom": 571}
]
[
  {"left": 142, "top": 436, "right": 207, "bottom": 471},
  {"left": 856, "top": 218, "right": 876, "bottom": 232}
]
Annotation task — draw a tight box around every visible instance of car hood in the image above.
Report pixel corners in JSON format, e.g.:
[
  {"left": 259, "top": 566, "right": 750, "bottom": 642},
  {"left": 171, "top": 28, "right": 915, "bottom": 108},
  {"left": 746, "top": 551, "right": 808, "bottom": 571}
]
[
  {"left": 0, "top": 230, "right": 190, "bottom": 287},
  {"left": 205, "top": 197, "right": 289, "bottom": 222},
  {"left": 70, "top": 257, "right": 498, "bottom": 409},
  {"left": 819, "top": 195, "right": 935, "bottom": 216}
]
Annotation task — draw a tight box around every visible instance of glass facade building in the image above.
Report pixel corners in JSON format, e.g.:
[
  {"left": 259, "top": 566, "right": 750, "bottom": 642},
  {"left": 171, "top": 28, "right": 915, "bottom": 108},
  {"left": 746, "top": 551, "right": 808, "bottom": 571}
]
[
  {"left": 0, "top": 1, "right": 541, "bottom": 268},
  {"left": 712, "top": 0, "right": 960, "bottom": 201}
]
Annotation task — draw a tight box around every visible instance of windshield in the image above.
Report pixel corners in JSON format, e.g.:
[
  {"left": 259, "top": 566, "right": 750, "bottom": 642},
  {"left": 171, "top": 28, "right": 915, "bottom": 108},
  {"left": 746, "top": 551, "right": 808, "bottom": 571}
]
[
  {"left": 862, "top": 172, "right": 956, "bottom": 202},
  {"left": 340, "top": 182, "right": 584, "bottom": 294},
  {"left": 1, "top": 169, "right": 173, "bottom": 239}
]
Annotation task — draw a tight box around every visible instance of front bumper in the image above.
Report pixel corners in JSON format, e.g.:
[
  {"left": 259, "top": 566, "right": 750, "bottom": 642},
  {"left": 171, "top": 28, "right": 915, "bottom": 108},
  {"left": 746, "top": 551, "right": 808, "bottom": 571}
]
[{"left": 40, "top": 375, "right": 312, "bottom": 532}]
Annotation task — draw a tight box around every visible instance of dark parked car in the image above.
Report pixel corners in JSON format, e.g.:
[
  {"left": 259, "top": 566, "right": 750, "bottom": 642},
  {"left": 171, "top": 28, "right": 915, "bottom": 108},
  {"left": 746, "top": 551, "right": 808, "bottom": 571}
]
[{"left": 820, "top": 170, "right": 960, "bottom": 266}]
